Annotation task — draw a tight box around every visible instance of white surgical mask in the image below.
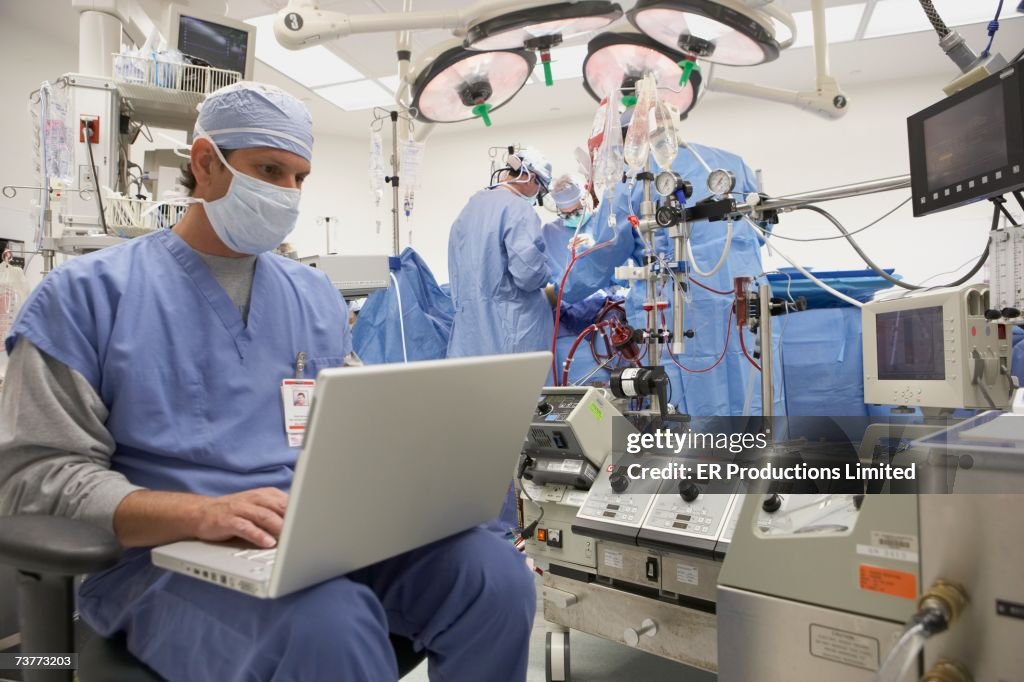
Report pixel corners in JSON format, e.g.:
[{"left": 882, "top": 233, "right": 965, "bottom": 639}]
[{"left": 197, "top": 137, "right": 301, "bottom": 255}]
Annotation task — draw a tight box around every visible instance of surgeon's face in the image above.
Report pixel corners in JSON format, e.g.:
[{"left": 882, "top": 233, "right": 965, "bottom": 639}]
[
  {"left": 559, "top": 202, "right": 584, "bottom": 219},
  {"left": 193, "top": 140, "right": 312, "bottom": 201}
]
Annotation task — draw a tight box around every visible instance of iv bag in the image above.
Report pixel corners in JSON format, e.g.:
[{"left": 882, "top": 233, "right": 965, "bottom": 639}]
[
  {"left": 623, "top": 74, "right": 656, "bottom": 175},
  {"left": 593, "top": 97, "right": 623, "bottom": 204},
  {"left": 400, "top": 140, "right": 426, "bottom": 191},
  {"left": 650, "top": 99, "right": 679, "bottom": 169},
  {"left": 369, "top": 131, "right": 385, "bottom": 207}
]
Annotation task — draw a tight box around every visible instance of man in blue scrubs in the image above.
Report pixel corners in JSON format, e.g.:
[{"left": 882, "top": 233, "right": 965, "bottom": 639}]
[
  {"left": 447, "top": 148, "right": 555, "bottom": 358},
  {"left": 0, "top": 82, "right": 535, "bottom": 682},
  {"left": 542, "top": 173, "right": 593, "bottom": 280}
]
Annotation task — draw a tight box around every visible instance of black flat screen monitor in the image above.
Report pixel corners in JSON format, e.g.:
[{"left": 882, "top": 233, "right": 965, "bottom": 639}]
[
  {"left": 908, "top": 65, "right": 1024, "bottom": 217},
  {"left": 177, "top": 15, "right": 250, "bottom": 76}
]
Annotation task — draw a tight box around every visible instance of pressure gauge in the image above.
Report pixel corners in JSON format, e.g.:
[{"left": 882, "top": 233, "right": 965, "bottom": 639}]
[
  {"left": 655, "top": 170, "right": 684, "bottom": 197},
  {"left": 707, "top": 169, "right": 736, "bottom": 195}
]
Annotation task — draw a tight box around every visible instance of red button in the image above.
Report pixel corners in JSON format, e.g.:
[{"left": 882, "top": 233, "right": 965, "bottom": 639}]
[
  {"left": 998, "top": 325, "right": 1007, "bottom": 340},
  {"left": 971, "top": 326, "right": 977, "bottom": 336}
]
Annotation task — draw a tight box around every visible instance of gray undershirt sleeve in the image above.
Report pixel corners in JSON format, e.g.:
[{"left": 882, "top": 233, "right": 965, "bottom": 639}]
[
  {"left": 0, "top": 251, "right": 258, "bottom": 531},
  {"left": 0, "top": 337, "right": 142, "bottom": 533}
]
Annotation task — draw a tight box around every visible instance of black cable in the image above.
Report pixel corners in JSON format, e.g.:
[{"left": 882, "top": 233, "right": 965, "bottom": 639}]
[
  {"left": 797, "top": 203, "right": 990, "bottom": 291},
  {"left": 767, "top": 197, "right": 911, "bottom": 243},
  {"left": 84, "top": 122, "right": 110, "bottom": 235}
]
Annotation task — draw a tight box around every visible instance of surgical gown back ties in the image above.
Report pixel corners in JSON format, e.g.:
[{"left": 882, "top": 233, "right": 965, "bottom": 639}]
[
  {"left": 447, "top": 187, "right": 554, "bottom": 358},
  {"left": 8, "top": 229, "right": 351, "bottom": 616},
  {"left": 558, "top": 143, "right": 784, "bottom": 416}
]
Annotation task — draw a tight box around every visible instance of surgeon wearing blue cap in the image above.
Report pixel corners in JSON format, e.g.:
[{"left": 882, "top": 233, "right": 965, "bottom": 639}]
[
  {"left": 447, "top": 147, "right": 556, "bottom": 359},
  {"left": 542, "top": 173, "right": 593, "bottom": 278},
  {"left": 0, "top": 82, "right": 536, "bottom": 682}
]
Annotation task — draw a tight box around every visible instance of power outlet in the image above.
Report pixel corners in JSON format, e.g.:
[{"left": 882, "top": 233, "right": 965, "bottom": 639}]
[
  {"left": 79, "top": 116, "right": 100, "bottom": 144},
  {"left": 78, "top": 164, "right": 96, "bottom": 192}
]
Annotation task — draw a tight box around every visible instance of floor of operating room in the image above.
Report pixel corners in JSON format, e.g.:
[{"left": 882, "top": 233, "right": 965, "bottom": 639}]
[{"left": 403, "top": 577, "right": 716, "bottom": 682}]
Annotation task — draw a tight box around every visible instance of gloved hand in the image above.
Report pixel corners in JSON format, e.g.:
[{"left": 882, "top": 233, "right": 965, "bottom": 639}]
[{"left": 557, "top": 290, "right": 624, "bottom": 337}]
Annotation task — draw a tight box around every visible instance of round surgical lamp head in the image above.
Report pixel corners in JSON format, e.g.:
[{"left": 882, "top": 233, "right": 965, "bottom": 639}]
[
  {"left": 409, "top": 41, "right": 536, "bottom": 126},
  {"left": 464, "top": 1, "right": 623, "bottom": 87},
  {"left": 464, "top": 1, "right": 622, "bottom": 51},
  {"left": 581, "top": 32, "right": 702, "bottom": 118},
  {"left": 627, "top": 0, "right": 780, "bottom": 67}
]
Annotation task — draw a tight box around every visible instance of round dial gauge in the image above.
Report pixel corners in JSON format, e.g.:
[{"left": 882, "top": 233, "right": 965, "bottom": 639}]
[
  {"left": 707, "top": 169, "right": 736, "bottom": 195},
  {"left": 655, "top": 170, "right": 683, "bottom": 197}
]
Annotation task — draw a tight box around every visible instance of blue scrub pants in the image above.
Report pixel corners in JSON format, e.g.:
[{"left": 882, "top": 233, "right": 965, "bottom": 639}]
[{"left": 79, "top": 529, "right": 536, "bottom": 681}]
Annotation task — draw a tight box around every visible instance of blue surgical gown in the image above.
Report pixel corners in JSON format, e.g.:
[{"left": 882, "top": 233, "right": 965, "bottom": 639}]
[
  {"left": 542, "top": 216, "right": 573, "bottom": 278},
  {"left": 559, "top": 143, "right": 785, "bottom": 416},
  {"left": 447, "top": 187, "right": 554, "bottom": 357}
]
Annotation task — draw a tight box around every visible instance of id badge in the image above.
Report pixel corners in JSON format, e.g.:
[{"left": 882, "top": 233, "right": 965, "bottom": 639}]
[{"left": 281, "top": 379, "right": 316, "bottom": 447}]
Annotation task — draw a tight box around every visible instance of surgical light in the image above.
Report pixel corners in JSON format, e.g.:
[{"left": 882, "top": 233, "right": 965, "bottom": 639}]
[
  {"left": 463, "top": 1, "right": 623, "bottom": 85},
  {"left": 409, "top": 42, "right": 535, "bottom": 126},
  {"left": 581, "top": 32, "right": 702, "bottom": 118},
  {"left": 627, "top": 0, "right": 782, "bottom": 66}
]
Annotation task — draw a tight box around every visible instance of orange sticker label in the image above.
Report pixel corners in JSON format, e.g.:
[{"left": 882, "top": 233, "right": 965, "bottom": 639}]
[{"left": 859, "top": 564, "right": 917, "bottom": 600}]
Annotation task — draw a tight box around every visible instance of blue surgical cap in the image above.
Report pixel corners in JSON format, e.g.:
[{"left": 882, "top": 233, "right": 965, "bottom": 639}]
[
  {"left": 195, "top": 81, "right": 314, "bottom": 161},
  {"left": 551, "top": 173, "right": 586, "bottom": 210},
  {"left": 515, "top": 147, "right": 553, "bottom": 190}
]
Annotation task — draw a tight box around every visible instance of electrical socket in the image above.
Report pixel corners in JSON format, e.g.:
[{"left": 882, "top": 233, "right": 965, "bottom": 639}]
[{"left": 78, "top": 164, "right": 96, "bottom": 191}]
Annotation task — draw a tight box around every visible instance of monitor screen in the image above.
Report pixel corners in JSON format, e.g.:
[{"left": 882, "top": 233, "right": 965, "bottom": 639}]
[
  {"left": 178, "top": 15, "right": 249, "bottom": 75},
  {"left": 875, "top": 306, "right": 945, "bottom": 381},
  {"left": 923, "top": 83, "right": 1008, "bottom": 193}
]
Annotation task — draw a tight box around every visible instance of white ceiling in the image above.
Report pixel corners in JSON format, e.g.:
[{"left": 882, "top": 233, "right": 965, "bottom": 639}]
[{"left": 7, "top": 0, "right": 1024, "bottom": 137}]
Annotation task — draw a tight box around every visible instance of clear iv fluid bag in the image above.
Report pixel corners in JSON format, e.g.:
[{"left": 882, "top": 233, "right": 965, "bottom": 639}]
[
  {"left": 595, "top": 97, "right": 623, "bottom": 200},
  {"left": 369, "top": 131, "right": 385, "bottom": 206},
  {"left": 651, "top": 100, "right": 678, "bottom": 169},
  {"left": 623, "top": 75, "right": 656, "bottom": 174}
]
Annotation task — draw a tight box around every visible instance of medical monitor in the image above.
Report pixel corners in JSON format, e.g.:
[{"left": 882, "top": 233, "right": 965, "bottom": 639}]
[
  {"left": 165, "top": 4, "right": 255, "bottom": 79},
  {"left": 862, "top": 284, "right": 1013, "bottom": 410},
  {"left": 908, "top": 64, "right": 1024, "bottom": 217}
]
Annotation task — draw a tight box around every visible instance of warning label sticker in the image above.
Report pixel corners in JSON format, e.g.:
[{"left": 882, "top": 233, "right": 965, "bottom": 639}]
[
  {"left": 675, "top": 563, "right": 699, "bottom": 586},
  {"left": 603, "top": 549, "right": 624, "bottom": 570},
  {"left": 809, "top": 624, "right": 880, "bottom": 671},
  {"left": 859, "top": 564, "right": 917, "bottom": 600}
]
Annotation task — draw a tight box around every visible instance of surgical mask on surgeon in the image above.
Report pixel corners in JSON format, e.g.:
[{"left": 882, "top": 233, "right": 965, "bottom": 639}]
[
  {"left": 562, "top": 210, "right": 590, "bottom": 230},
  {"left": 198, "top": 138, "right": 301, "bottom": 254}
]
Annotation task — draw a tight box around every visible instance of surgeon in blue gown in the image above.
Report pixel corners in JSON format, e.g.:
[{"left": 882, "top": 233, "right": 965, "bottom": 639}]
[
  {"left": 560, "top": 127, "right": 783, "bottom": 416},
  {"left": 447, "top": 148, "right": 556, "bottom": 358},
  {"left": 0, "top": 83, "right": 535, "bottom": 682},
  {"left": 542, "top": 173, "right": 624, "bottom": 381}
]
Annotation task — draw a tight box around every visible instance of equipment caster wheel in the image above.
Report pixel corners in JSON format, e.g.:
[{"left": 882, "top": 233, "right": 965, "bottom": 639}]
[{"left": 545, "top": 630, "right": 571, "bottom": 682}]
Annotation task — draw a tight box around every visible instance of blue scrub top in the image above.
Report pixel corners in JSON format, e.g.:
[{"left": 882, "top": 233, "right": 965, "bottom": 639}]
[
  {"left": 8, "top": 229, "right": 351, "bottom": 496},
  {"left": 447, "top": 187, "right": 554, "bottom": 357},
  {"left": 542, "top": 218, "right": 572, "bottom": 279}
]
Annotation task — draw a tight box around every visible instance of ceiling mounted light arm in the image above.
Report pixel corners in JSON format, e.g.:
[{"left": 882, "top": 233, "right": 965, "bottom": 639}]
[
  {"left": 705, "top": 0, "right": 848, "bottom": 120},
  {"left": 274, "top": 0, "right": 556, "bottom": 49}
]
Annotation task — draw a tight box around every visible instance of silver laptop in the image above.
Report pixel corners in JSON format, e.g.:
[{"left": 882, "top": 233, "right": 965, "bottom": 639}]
[{"left": 152, "top": 352, "right": 551, "bottom": 599}]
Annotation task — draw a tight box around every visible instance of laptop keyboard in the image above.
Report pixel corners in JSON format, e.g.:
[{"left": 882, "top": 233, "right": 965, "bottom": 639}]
[{"left": 233, "top": 548, "right": 277, "bottom": 566}]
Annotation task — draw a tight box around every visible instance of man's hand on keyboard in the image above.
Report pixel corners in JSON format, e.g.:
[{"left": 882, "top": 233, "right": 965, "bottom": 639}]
[{"left": 194, "top": 487, "right": 289, "bottom": 549}]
